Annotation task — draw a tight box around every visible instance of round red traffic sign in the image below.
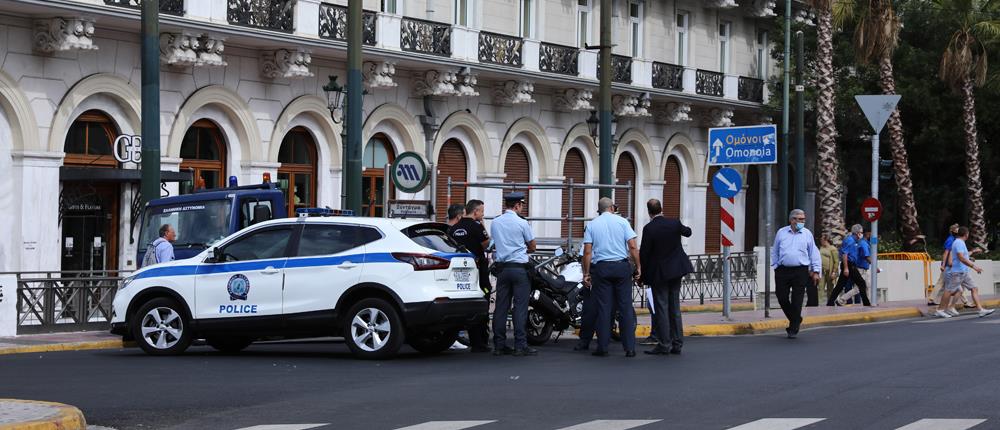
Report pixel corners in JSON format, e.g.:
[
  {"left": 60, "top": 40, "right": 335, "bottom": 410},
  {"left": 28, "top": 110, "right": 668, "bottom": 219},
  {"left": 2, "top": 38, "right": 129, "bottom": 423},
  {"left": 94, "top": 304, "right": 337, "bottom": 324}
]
[{"left": 861, "top": 197, "right": 882, "bottom": 222}]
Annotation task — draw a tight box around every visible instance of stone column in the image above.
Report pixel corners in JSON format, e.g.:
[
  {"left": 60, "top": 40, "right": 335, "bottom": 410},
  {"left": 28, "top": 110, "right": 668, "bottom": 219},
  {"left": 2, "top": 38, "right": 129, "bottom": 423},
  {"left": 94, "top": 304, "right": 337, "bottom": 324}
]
[{"left": 12, "top": 151, "right": 63, "bottom": 271}]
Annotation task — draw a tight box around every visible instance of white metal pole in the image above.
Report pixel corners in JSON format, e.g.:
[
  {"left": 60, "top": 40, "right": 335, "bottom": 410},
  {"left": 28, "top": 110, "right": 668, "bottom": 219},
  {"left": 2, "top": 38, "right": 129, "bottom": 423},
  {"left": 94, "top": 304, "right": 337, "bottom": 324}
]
[
  {"left": 764, "top": 165, "right": 772, "bottom": 318},
  {"left": 871, "top": 133, "right": 879, "bottom": 306},
  {"left": 723, "top": 242, "right": 732, "bottom": 319}
]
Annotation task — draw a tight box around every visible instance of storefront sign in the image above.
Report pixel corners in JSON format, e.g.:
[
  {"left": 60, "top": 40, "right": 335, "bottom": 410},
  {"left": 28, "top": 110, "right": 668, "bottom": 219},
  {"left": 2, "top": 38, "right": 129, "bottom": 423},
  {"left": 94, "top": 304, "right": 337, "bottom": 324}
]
[
  {"left": 114, "top": 135, "right": 142, "bottom": 164},
  {"left": 388, "top": 200, "right": 432, "bottom": 219},
  {"left": 0, "top": 275, "right": 16, "bottom": 337}
]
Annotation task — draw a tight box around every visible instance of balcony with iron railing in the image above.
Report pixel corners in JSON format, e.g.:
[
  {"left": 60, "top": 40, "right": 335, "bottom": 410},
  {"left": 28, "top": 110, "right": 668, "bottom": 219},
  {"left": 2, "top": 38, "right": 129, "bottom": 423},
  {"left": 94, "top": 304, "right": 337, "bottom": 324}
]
[
  {"left": 696, "top": 69, "right": 725, "bottom": 97},
  {"left": 537, "top": 42, "right": 579, "bottom": 76},
  {"left": 103, "top": 0, "right": 184, "bottom": 14},
  {"left": 400, "top": 17, "right": 452, "bottom": 57},
  {"left": 738, "top": 76, "right": 765, "bottom": 103},
  {"left": 318, "top": 3, "right": 377, "bottom": 46},
  {"left": 478, "top": 31, "right": 523, "bottom": 68},
  {"left": 596, "top": 54, "right": 633, "bottom": 84},
  {"left": 227, "top": 0, "right": 295, "bottom": 33},
  {"left": 652, "top": 62, "right": 684, "bottom": 91}
]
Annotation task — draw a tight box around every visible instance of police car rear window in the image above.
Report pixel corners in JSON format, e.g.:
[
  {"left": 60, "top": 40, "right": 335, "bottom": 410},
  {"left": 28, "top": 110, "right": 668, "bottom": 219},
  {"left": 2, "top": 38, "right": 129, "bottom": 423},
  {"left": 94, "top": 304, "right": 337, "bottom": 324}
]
[{"left": 402, "top": 223, "right": 461, "bottom": 253}]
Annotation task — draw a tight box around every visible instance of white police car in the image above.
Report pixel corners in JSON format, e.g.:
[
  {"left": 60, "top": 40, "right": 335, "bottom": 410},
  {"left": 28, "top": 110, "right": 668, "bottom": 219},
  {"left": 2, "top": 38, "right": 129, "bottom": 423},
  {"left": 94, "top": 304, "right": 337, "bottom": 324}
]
[{"left": 111, "top": 211, "right": 487, "bottom": 359}]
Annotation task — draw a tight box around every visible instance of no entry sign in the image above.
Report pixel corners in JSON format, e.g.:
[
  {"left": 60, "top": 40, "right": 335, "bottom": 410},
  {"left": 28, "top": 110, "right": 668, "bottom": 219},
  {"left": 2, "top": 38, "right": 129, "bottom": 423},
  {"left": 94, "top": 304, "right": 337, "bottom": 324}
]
[{"left": 861, "top": 197, "right": 882, "bottom": 222}]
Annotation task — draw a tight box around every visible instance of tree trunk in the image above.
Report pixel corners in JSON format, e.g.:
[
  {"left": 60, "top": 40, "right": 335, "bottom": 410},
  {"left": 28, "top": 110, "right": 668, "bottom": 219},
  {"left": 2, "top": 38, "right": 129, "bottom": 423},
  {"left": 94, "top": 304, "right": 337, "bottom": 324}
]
[
  {"left": 879, "top": 55, "right": 923, "bottom": 250},
  {"left": 961, "top": 78, "right": 989, "bottom": 249},
  {"left": 814, "top": 8, "right": 846, "bottom": 239}
]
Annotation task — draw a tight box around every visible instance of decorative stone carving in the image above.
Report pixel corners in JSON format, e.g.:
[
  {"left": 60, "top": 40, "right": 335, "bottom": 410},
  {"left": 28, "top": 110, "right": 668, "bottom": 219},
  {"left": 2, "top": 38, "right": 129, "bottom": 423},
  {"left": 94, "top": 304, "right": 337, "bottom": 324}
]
[
  {"left": 413, "top": 70, "right": 459, "bottom": 97},
  {"left": 612, "top": 95, "right": 651, "bottom": 118},
  {"left": 455, "top": 72, "right": 479, "bottom": 97},
  {"left": 746, "top": 0, "right": 776, "bottom": 17},
  {"left": 553, "top": 88, "right": 593, "bottom": 112},
  {"left": 701, "top": 108, "right": 734, "bottom": 128},
  {"left": 706, "top": 0, "right": 739, "bottom": 8},
  {"left": 261, "top": 48, "right": 313, "bottom": 79},
  {"left": 363, "top": 61, "right": 397, "bottom": 90},
  {"left": 198, "top": 35, "right": 227, "bottom": 67},
  {"left": 34, "top": 17, "right": 98, "bottom": 53},
  {"left": 159, "top": 32, "right": 200, "bottom": 67},
  {"left": 493, "top": 80, "right": 535, "bottom": 105},
  {"left": 653, "top": 102, "right": 693, "bottom": 124}
]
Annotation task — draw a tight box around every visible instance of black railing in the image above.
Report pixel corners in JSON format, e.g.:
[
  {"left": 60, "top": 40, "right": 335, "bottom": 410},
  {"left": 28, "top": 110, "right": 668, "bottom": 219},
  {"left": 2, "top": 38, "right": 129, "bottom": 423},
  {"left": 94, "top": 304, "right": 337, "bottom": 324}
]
[
  {"left": 538, "top": 42, "right": 579, "bottom": 76},
  {"left": 597, "top": 54, "right": 632, "bottom": 84},
  {"left": 652, "top": 62, "right": 684, "bottom": 91},
  {"left": 9, "top": 271, "right": 129, "bottom": 334},
  {"left": 632, "top": 253, "right": 758, "bottom": 307},
  {"left": 227, "top": 0, "right": 295, "bottom": 33},
  {"left": 400, "top": 17, "right": 452, "bottom": 57},
  {"left": 738, "top": 76, "right": 764, "bottom": 102},
  {"left": 696, "top": 69, "right": 725, "bottom": 97},
  {"left": 478, "top": 31, "right": 523, "bottom": 67},
  {"left": 103, "top": 0, "right": 184, "bottom": 14},
  {"left": 318, "top": 3, "right": 377, "bottom": 46}
]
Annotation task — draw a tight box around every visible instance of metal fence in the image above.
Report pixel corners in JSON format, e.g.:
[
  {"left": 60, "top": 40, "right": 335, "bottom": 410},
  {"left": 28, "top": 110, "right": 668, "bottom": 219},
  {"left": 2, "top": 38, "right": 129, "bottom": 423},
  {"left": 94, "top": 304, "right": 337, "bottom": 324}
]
[{"left": 7, "top": 271, "right": 127, "bottom": 334}]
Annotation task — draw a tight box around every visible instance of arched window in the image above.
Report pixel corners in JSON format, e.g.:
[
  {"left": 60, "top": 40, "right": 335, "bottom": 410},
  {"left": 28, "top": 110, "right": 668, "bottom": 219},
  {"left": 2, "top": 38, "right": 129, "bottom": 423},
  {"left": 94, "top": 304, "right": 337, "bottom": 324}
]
[
  {"left": 436, "top": 139, "right": 468, "bottom": 222},
  {"left": 179, "top": 119, "right": 226, "bottom": 194},
  {"left": 278, "top": 127, "right": 318, "bottom": 217},
  {"left": 504, "top": 143, "right": 531, "bottom": 213},
  {"left": 663, "top": 155, "right": 682, "bottom": 219},
  {"left": 562, "top": 148, "right": 587, "bottom": 238},
  {"left": 64, "top": 110, "right": 117, "bottom": 167},
  {"left": 362, "top": 134, "right": 396, "bottom": 217},
  {"left": 615, "top": 152, "right": 637, "bottom": 227}
]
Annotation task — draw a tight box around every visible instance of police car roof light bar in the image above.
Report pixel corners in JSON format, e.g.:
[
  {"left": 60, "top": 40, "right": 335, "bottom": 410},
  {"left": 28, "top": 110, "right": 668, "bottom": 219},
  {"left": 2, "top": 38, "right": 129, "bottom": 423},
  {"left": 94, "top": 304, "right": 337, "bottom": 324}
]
[{"left": 296, "top": 208, "right": 354, "bottom": 217}]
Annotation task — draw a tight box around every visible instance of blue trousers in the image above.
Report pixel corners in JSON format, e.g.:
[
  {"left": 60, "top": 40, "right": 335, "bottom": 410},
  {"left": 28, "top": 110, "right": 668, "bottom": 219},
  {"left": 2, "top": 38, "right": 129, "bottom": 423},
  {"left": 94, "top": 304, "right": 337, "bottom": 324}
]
[
  {"left": 592, "top": 260, "right": 636, "bottom": 352},
  {"left": 492, "top": 267, "right": 530, "bottom": 349}
]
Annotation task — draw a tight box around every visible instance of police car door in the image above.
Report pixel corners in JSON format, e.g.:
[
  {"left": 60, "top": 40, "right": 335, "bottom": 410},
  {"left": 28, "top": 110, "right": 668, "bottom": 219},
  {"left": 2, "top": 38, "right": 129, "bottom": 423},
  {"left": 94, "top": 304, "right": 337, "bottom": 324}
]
[
  {"left": 194, "top": 225, "right": 294, "bottom": 320},
  {"left": 283, "top": 224, "right": 380, "bottom": 314}
]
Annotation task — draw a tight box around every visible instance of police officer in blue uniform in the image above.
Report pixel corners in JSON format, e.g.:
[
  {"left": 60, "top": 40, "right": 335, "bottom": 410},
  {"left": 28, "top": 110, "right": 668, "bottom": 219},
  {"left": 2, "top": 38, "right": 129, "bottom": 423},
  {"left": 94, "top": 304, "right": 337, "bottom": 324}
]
[{"left": 489, "top": 192, "right": 538, "bottom": 356}]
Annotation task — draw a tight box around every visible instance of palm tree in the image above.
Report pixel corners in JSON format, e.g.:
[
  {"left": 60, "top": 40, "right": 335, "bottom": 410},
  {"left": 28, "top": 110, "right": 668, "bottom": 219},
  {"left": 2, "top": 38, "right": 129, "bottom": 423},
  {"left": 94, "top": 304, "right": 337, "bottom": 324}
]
[
  {"left": 936, "top": 0, "right": 1000, "bottom": 250},
  {"left": 839, "top": 0, "right": 924, "bottom": 250},
  {"left": 807, "top": 0, "right": 847, "bottom": 240}
]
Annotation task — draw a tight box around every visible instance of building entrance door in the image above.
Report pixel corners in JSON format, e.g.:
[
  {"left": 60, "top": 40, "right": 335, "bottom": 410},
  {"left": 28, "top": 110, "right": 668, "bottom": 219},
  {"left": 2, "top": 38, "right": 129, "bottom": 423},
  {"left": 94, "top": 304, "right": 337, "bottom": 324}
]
[{"left": 60, "top": 183, "right": 119, "bottom": 272}]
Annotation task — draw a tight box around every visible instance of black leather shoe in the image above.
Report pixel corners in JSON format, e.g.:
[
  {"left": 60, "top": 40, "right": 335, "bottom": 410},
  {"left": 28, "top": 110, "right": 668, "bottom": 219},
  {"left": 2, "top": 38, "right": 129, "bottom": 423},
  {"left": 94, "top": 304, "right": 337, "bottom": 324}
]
[
  {"left": 644, "top": 348, "right": 669, "bottom": 355},
  {"left": 573, "top": 343, "right": 590, "bottom": 352},
  {"left": 786, "top": 328, "right": 798, "bottom": 339},
  {"left": 493, "top": 346, "right": 515, "bottom": 356},
  {"left": 625, "top": 350, "right": 636, "bottom": 358},
  {"left": 669, "top": 347, "right": 682, "bottom": 355},
  {"left": 513, "top": 347, "right": 538, "bottom": 357},
  {"left": 591, "top": 350, "right": 609, "bottom": 357}
]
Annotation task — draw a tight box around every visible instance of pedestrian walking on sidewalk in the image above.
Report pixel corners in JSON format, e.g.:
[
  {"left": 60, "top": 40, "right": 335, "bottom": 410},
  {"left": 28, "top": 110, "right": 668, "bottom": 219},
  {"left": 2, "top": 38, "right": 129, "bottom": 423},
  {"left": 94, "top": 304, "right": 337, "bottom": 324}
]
[
  {"left": 142, "top": 224, "right": 176, "bottom": 267},
  {"left": 448, "top": 199, "right": 493, "bottom": 353},
  {"left": 639, "top": 199, "right": 693, "bottom": 356},
  {"left": 582, "top": 197, "right": 641, "bottom": 357},
  {"left": 929, "top": 224, "right": 969, "bottom": 309},
  {"left": 827, "top": 225, "right": 872, "bottom": 307},
  {"left": 490, "top": 192, "right": 538, "bottom": 356},
  {"left": 819, "top": 234, "right": 840, "bottom": 305},
  {"left": 770, "top": 209, "right": 822, "bottom": 339},
  {"left": 934, "top": 227, "right": 995, "bottom": 319}
]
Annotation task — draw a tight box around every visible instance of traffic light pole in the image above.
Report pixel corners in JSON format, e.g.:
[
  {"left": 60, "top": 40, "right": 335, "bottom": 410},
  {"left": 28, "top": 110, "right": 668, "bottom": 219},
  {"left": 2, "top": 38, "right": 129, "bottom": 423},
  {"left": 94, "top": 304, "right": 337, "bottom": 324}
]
[
  {"left": 795, "top": 31, "right": 805, "bottom": 209},
  {"left": 140, "top": 0, "right": 160, "bottom": 204},
  {"left": 345, "top": 0, "right": 363, "bottom": 213},
  {"left": 598, "top": 0, "right": 612, "bottom": 199}
]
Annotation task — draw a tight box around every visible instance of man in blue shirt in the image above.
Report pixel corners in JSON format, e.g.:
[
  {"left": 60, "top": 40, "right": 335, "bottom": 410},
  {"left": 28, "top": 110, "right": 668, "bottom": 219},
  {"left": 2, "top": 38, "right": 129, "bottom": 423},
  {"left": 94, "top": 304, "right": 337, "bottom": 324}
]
[
  {"left": 827, "top": 224, "right": 872, "bottom": 307},
  {"left": 770, "top": 209, "right": 822, "bottom": 338},
  {"left": 142, "top": 224, "right": 175, "bottom": 267},
  {"left": 489, "top": 192, "right": 537, "bottom": 356},
  {"left": 936, "top": 226, "right": 994, "bottom": 318},
  {"left": 581, "top": 197, "right": 641, "bottom": 357}
]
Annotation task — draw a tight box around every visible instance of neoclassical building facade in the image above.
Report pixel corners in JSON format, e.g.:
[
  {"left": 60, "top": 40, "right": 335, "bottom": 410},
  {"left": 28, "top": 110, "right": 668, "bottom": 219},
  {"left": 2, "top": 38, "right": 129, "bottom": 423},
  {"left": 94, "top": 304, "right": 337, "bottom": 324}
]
[{"left": 0, "top": 0, "right": 807, "bottom": 273}]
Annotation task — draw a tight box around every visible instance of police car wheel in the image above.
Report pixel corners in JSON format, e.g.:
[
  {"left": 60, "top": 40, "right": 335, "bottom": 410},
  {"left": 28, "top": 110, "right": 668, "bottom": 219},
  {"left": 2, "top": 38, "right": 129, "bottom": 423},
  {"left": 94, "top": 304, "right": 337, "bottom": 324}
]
[
  {"left": 407, "top": 329, "right": 459, "bottom": 354},
  {"left": 206, "top": 337, "right": 253, "bottom": 353},
  {"left": 343, "top": 298, "right": 404, "bottom": 359},
  {"left": 526, "top": 307, "right": 554, "bottom": 346},
  {"left": 132, "top": 297, "right": 192, "bottom": 356}
]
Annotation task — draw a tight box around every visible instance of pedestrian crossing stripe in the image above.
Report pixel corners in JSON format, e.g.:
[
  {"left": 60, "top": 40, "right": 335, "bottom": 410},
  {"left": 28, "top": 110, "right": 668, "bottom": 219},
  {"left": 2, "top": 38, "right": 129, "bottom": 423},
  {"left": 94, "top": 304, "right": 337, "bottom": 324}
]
[
  {"left": 230, "top": 418, "right": 990, "bottom": 430},
  {"left": 233, "top": 425, "right": 328, "bottom": 430},
  {"left": 894, "top": 419, "right": 987, "bottom": 430},
  {"left": 726, "top": 418, "right": 825, "bottom": 430},
  {"left": 394, "top": 421, "right": 497, "bottom": 430},
  {"left": 555, "top": 420, "right": 662, "bottom": 430}
]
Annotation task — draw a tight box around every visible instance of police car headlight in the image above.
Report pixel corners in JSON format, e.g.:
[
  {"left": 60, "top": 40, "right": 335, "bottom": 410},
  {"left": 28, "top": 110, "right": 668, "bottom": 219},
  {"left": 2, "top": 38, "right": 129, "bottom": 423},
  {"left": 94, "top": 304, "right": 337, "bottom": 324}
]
[{"left": 119, "top": 275, "right": 136, "bottom": 291}]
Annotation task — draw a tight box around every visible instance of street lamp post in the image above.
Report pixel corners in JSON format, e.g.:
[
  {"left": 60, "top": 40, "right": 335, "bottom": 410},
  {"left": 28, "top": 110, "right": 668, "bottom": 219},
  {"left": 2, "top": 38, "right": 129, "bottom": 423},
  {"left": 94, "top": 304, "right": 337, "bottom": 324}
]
[
  {"left": 140, "top": 0, "right": 160, "bottom": 204},
  {"left": 323, "top": 75, "right": 347, "bottom": 209}
]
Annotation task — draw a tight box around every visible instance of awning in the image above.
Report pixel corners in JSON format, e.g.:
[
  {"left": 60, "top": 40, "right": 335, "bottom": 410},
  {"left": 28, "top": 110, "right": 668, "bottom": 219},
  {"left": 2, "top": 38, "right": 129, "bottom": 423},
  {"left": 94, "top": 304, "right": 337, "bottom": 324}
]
[{"left": 60, "top": 167, "right": 192, "bottom": 183}]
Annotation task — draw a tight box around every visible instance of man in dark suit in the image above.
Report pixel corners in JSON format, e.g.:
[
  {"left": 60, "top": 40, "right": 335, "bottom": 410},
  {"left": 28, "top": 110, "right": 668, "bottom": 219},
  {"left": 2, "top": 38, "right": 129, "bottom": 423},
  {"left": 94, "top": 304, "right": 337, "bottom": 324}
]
[{"left": 639, "top": 199, "right": 694, "bottom": 355}]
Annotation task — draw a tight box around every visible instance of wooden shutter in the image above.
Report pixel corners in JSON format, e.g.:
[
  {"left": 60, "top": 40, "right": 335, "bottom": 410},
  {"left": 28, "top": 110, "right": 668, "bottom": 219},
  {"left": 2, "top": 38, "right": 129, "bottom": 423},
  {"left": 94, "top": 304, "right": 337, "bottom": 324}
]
[
  {"left": 744, "top": 166, "right": 760, "bottom": 252},
  {"left": 615, "top": 153, "right": 637, "bottom": 227},
  {"left": 705, "top": 166, "right": 721, "bottom": 254},
  {"left": 503, "top": 144, "right": 531, "bottom": 213},
  {"left": 436, "top": 139, "right": 468, "bottom": 221},
  {"left": 562, "top": 148, "right": 587, "bottom": 238},
  {"left": 663, "top": 156, "right": 681, "bottom": 219}
]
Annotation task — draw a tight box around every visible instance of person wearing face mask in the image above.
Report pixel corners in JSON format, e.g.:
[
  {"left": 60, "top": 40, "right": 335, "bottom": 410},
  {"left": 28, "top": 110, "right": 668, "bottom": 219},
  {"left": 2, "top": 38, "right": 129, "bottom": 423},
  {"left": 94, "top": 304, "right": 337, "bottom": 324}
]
[
  {"left": 827, "top": 224, "right": 872, "bottom": 307},
  {"left": 770, "top": 209, "right": 822, "bottom": 339}
]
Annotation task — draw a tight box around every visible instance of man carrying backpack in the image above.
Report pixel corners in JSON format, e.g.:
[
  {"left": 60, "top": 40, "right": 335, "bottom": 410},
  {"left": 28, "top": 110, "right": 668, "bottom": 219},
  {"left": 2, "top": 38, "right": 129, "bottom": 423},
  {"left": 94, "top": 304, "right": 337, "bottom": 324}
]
[{"left": 142, "top": 224, "right": 176, "bottom": 267}]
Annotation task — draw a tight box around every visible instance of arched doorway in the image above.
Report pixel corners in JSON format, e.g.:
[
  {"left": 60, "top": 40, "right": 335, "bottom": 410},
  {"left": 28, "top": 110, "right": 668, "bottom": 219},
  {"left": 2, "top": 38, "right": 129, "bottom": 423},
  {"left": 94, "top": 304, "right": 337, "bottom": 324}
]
[
  {"left": 362, "top": 134, "right": 395, "bottom": 217},
  {"left": 562, "top": 148, "right": 587, "bottom": 239},
  {"left": 615, "top": 152, "right": 637, "bottom": 227},
  {"left": 277, "top": 126, "right": 318, "bottom": 217},
  {"left": 436, "top": 139, "right": 468, "bottom": 221},
  {"left": 179, "top": 119, "right": 226, "bottom": 194},
  {"left": 61, "top": 110, "right": 120, "bottom": 271},
  {"left": 745, "top": 166, "right": 760, "bottom": 252},
  {"left": 705, "top": 166, "right": 721, "bottom": 254},
  {"left": 663, "top": 155, "right": 682, "bottom": 219},
  {"left": 504, "top": 143, "right": 531, "bottom": 213}
]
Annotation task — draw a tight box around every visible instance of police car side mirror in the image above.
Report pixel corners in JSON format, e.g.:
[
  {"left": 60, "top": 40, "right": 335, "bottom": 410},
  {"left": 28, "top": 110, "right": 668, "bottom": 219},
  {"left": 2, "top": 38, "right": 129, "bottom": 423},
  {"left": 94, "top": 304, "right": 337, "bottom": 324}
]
[{"left": 209, "top": 247, "right": 224, "bottom": 263}]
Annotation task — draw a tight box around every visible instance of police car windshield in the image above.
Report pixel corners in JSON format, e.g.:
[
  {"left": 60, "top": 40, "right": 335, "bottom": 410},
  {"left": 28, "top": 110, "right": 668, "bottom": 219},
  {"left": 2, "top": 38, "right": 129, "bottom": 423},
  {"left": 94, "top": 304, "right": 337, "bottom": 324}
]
[
  {"left": 140, "top": 199, "right": 232, "bottom": 249},
  {"left": 402, "top": 223, "right": 463, "bottom": 253}
]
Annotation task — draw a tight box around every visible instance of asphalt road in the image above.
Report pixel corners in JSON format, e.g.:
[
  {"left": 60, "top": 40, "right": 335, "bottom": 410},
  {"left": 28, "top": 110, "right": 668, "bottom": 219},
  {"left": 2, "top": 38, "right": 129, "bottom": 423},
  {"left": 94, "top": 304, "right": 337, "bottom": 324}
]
[{"left": 2, "top": 315, "right": 999, "bottom": 430}]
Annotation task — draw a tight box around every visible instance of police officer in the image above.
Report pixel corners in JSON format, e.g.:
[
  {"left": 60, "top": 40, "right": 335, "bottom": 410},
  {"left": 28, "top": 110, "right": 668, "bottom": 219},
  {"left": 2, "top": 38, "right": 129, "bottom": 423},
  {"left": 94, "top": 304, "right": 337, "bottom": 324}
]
[
  {"left": 448, "top": 199, "right": 492, "bottom": 352},
  {"left": 490, "top": 192, "right": 537, "bottom": 356},
  {"left": 582, "top": 197, "right": 641, "bottom": 357}
]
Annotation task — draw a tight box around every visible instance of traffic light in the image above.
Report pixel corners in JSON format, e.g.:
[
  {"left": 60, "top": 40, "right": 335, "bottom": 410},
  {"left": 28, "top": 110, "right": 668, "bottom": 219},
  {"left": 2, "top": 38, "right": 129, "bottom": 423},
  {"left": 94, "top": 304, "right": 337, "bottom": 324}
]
[{"left": 879, "top": 158, "right": 893, "bottom": 181}]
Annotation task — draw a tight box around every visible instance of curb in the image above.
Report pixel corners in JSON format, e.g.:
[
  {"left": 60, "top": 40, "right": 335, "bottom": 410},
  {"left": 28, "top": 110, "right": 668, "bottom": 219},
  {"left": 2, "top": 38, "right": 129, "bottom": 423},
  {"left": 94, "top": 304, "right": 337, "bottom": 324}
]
[
  {"left": 681, "top": 307, "right": 924, "bottom": 336},
  {"left": 635, "top": 302, "right": 756, "bottom": 315},
  {"left": 0, "top": 340, "right": 130, "bottom": 356},
  {"left": 0, "top": 399, "right": 86, "bottom": 430}
]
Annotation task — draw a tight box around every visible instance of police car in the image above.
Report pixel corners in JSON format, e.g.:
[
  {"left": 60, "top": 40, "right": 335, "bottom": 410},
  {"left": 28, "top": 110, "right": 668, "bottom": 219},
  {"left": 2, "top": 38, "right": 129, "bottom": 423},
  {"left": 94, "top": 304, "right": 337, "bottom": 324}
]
[{"left": 110, "top": 210, "right": 488, "bottom": 359}]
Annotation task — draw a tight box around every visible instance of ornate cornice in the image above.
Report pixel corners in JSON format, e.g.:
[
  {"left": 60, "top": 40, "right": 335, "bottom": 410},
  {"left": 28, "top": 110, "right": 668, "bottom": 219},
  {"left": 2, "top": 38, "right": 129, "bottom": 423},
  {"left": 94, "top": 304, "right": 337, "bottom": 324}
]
[
  {"left": 553, "top": 88, "right": 594, "bottom": 112},
  {"left": 261, "top": 48, "right": 313, "bottom": 79},
  {"left": 34, "top": 17, "right": 98, "bottom": 53},
  {"left": 493, "top": 80, "right": 535, "bottom": 105},
  {"left": 363, "top": 61, "right": 397, "bottom": 90}
]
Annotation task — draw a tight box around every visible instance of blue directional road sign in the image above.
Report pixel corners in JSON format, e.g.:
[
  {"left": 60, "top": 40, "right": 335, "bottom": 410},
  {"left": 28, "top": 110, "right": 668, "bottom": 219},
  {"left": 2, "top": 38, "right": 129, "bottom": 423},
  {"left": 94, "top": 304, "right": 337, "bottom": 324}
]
[
  {"left": 708, "top": 124, "right": 778, "bottom": 166},
  {"left": 712, "top": 167, "right": 742, "bottom": 199}
]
